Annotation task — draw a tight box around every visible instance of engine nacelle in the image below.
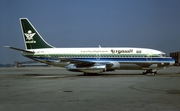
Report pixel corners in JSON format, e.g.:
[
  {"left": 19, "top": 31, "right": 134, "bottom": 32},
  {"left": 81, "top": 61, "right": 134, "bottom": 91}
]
[
  {"left": 106, "top": 62, "right": 120, "bottom": 71},
  {"left": 66, "top": 64, "right": 106, "bottom": 73},
  {"left": 111, "top": 61, "right": 120, "bottom": 68}
]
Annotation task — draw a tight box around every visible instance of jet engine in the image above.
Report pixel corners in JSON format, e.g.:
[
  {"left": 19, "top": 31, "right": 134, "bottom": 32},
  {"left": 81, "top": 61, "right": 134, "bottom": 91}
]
[
  {"left": 106, "top": 61, "right": 120, "bottom": 71},
  {"left": 66, "top": 64, "right": 106, "bottom": 73}
]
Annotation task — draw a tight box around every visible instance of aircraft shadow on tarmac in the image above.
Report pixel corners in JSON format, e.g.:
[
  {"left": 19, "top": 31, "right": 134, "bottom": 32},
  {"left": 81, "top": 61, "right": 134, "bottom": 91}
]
[
  {"left": 77, "top": 73, "right": 145, "bottom": 76},
  {"left": 24, "top": 74, "right": 56, "bottom": 76},
  {"left": 23, "top": 73, "right": 145, "bottom": 77},
  {"left": 22, "top": 72, "right": 180, "bottom": 77}
]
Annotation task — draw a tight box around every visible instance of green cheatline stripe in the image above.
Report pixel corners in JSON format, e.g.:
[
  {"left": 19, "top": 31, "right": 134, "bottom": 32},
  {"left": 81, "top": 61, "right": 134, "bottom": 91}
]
[{"left": 34, "top": 54, "right": 160, "bottom": 58}]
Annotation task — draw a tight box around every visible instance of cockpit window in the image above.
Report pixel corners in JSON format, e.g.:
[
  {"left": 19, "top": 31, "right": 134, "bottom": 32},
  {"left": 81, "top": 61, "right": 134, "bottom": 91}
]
[
  {"left": 158, "top": 53, "right": 167, "bottom": 57},
  {"left": 162, "top": 54, "right": 166, "bottom": 57}
]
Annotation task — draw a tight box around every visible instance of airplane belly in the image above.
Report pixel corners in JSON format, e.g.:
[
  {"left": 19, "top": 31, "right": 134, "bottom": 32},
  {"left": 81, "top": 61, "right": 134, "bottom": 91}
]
[
  {"left": 49, "top": 62, "right": 69, "bottom": 67},
  {"left": 118, "top": 63, "right": 142, "bottom": 70}
]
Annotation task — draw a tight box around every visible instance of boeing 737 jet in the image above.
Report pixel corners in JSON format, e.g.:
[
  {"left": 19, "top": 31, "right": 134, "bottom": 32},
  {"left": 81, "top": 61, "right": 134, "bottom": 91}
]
[{"left": 5, "top": 18, "right": 175, "bottom": 75}]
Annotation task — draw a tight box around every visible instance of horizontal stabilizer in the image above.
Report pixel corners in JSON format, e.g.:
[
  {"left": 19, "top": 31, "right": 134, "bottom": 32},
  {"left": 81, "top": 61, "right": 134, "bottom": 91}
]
[{"left": 4, "top": 46, "right": 34, "bottom": 53}]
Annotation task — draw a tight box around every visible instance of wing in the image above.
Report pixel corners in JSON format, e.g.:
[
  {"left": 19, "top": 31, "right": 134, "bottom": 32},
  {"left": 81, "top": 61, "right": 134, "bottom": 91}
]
[{"left": 62, "top": 58, "right": 115, "bottom": 73}]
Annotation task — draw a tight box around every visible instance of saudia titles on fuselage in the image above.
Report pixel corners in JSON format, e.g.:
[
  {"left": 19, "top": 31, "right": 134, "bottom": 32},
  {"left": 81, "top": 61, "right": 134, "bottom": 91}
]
[{"left": 111, "top": 49, "right": 133, "bottom": 54}]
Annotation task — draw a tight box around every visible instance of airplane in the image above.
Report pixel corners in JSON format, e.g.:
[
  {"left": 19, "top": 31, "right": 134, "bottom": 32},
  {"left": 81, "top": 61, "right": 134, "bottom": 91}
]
[{"left": 5, "top": 18, "right": 175, "bottom": 75}]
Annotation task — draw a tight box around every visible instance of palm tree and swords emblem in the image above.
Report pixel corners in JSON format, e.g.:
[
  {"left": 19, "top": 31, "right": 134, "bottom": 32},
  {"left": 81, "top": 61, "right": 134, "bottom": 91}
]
[{"left": 24, "top": 30, "right": 36, "bottom": 40}]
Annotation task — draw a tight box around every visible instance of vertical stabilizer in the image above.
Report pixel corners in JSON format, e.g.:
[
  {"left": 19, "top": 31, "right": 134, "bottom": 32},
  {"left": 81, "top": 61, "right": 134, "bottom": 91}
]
[{"left": 20, "top": 18, "right": 54, "bottom": 49}]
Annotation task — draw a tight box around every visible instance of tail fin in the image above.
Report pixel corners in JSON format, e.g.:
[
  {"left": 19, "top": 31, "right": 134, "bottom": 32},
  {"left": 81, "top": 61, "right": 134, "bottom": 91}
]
[{"left": 20, "top": 18, "right": 54, "bottom": 49}]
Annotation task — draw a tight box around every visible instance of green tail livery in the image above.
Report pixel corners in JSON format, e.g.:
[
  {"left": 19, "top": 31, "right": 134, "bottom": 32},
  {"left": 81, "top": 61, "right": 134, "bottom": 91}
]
[{"left": 20, "top": 18, "right": 54, "bottom": 49}]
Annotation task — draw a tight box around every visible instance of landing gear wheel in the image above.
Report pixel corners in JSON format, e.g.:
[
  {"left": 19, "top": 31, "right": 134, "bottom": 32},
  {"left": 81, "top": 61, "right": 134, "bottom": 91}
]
[
  {"left": 153, "top": 71, "right": 157, "bottom": 75},
  {"left": 143, "top": 69, "right": 157, "bottom": 76},
  {"left": 83, "top": 72, "right": 88, "bottom": 76},
  {"left": 83, "top": 72, "right": 98, "bottom": 76},
  {"left": 143, "top": 71, "right": 147, "bottom": 75}
]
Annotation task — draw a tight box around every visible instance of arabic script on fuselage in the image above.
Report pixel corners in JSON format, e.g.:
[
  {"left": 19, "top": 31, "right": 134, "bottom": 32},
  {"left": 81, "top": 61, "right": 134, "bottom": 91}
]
[
  {"left": 81, "top": 50, "right": 108, "bottom": 53},
  {"left": 111, "top": 49, "right": 133, "bottom": 54}
]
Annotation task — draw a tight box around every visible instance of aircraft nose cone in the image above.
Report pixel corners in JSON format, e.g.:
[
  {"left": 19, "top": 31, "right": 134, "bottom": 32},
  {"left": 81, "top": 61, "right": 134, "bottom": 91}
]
[{"left": 170, "top": 60, "right": 175, "bottom": 66}]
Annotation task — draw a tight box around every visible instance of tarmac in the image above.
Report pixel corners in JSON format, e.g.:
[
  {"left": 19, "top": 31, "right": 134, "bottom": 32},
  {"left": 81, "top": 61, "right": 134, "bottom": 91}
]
[{"left": 0, "top": 67, "right": 180, "bottom": 111}]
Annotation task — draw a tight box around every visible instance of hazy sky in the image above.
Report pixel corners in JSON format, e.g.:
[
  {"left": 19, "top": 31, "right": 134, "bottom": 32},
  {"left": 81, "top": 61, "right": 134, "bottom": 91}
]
[{"left": 1, "top": 0, "right": 180, "bottom": 64}]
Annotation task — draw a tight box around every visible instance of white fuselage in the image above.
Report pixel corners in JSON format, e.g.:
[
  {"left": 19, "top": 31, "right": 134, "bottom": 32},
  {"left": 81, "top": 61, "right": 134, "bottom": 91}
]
[
  {"left": 25, "top": 47, "right": 164, "bottom": 57},
  {"left": 22, "top": 47, "right": 174, "bottom": 72}
]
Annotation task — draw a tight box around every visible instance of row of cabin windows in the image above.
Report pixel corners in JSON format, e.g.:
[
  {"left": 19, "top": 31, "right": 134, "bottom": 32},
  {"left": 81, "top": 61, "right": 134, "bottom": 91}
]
[{"left": 44, "top": 54, "right": 158, "bottom": 58}]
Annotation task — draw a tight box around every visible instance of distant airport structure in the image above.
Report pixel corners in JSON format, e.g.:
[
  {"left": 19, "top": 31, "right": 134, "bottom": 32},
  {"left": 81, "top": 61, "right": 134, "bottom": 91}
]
[
  {"left": 14, "top": 61, "right": 49, "bottom": 67},
  {"left": 170, "top": 51, "right": 180, "bottom": 66}
]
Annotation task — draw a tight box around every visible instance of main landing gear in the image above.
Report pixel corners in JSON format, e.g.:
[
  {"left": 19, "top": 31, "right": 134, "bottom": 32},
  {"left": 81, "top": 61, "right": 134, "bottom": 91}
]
[
  {"left": 143, "top": 69, "right": 157, "bottom": 75},
  {"left": 83, "top": 72, "right": 100, "bottom": 76},
  {"left": 83, "top": 72, "right": 97, "bottom": 76},
  {"left": 84, "top": 72, "right": 89, "bottom": 76}
]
